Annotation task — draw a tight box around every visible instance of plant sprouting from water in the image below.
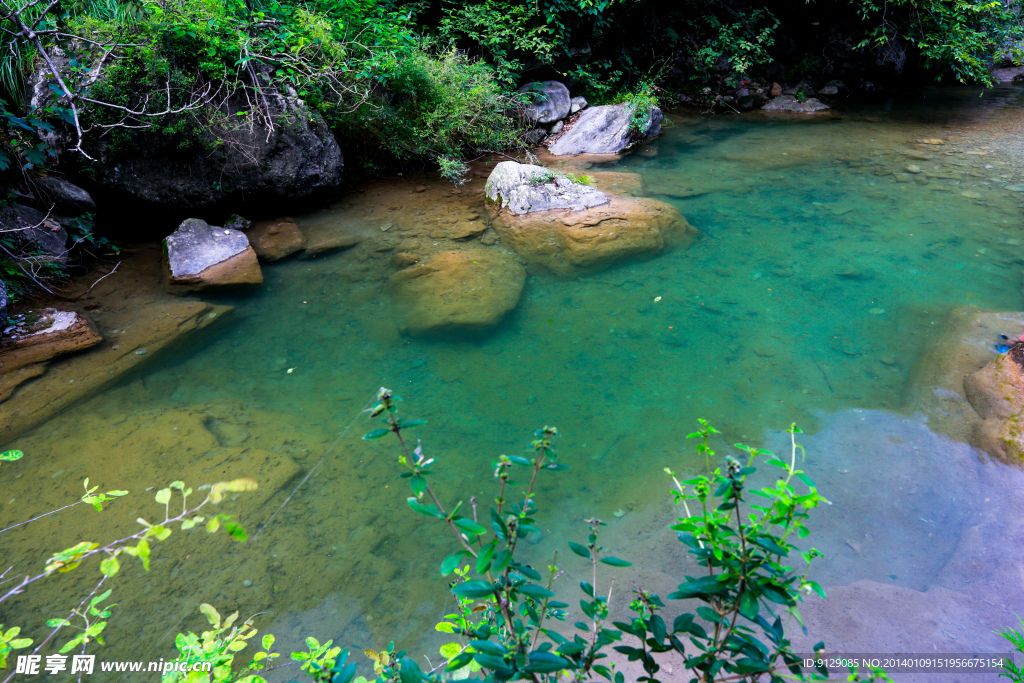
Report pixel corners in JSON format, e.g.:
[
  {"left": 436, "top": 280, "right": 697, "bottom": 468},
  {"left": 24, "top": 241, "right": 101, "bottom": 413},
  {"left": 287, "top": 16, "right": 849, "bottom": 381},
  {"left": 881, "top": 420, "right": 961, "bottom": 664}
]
[{"left": 351, "top": 387, "right": 893, "bottom": 683}]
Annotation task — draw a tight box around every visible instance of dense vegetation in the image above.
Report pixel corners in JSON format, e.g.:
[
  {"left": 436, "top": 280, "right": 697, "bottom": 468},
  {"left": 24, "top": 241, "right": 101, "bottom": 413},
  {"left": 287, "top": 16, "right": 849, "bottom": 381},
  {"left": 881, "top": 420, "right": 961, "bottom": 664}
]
[
  {"left": 0, "top": 0, "right": 1021, "bottom": 300},
  {"left": 1, "top": 0, "right": 1022, "bottom": 176}
]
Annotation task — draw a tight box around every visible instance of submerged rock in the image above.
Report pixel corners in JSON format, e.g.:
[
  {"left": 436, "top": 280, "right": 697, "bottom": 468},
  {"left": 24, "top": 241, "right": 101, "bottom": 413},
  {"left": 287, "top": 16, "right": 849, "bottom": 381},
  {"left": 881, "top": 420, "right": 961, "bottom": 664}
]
[
  {"left": 0, "top": 309, "right": 102, "bottom": 401},
  {"left": 165, "top": 218, "right": 263, "bottom": 292},
  {"left": 247, "top": 217, "right": 306, "bottom": 261},
  {"left": 760, "top": 95, "right": 830, "bottom": 113},
  {"left": 517, "top": 81, "right": 572, "bottom": 124},
  {"left": 389, "top": 248, "right": 525, "bottom": 335},
  {"left": 548, "top": 103, "right": 663, "bottom": 156},
  {"left": 489, "top": 194, "right": 697, "bottom": 276},
  {"left": 484, "top": 161, "right": 609, "bottom": 215}
]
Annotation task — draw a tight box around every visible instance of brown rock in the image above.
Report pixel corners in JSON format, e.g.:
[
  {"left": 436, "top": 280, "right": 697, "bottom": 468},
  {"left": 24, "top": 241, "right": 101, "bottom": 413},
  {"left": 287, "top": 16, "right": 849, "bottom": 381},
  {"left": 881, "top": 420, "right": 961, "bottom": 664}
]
[
  {"left": 168, "top": 246, "right": 262, "bottom": 293},
  {"left": 586, "top": 172, "right": 645, "bottom": 197},
  {"left": 489, "top": 196, "right": 697, "bottom": 276},
  {"left": 965, "top": 349, "right": 1024, "bottom": 464},
  {"left": 0, "top": 309, "right": 102, "bottom": 374},
  {"left": 906, "top": 307, "right": 1024, "bottom": 443},
  {"left": 389, "top": 248, "right": 525, "bottom": 335},
  {"left": 298, "top": 213, "right": 364, "bottom": 255},
  {"left": 391, "top": 252, "right": 420, "bottom": 268},
  {"left": 247, "top": 217, "right": 306, "bottom": 261},
  {"left": 0, "top": 301, "right": 231, "bottom": 441},
  {"left": 769, "top": 82, "right": 782, "bottom": 97}
]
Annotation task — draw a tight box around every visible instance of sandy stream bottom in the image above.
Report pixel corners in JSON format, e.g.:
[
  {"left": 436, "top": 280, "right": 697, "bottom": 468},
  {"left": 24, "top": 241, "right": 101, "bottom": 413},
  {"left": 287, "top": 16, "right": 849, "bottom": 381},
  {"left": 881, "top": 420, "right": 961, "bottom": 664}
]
[{"left": 4, "top": 86, "right": 1024, "bottom": 680}]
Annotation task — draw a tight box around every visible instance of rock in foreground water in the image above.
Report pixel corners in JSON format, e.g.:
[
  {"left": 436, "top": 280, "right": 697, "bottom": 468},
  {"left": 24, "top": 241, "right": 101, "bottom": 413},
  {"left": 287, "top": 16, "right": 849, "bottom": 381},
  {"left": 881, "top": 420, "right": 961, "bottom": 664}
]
[
  {"left": 490, "top": 195, "right": 696, "bottom": 276},
  {"left": 485, "top": 161, "right": 609, "bottom": 214},
  {"left": 389, "top": 248, "right": 525, "bottom": 335},
  {"left": 165, "top": 218, "right": 263, "bottom": 292}
]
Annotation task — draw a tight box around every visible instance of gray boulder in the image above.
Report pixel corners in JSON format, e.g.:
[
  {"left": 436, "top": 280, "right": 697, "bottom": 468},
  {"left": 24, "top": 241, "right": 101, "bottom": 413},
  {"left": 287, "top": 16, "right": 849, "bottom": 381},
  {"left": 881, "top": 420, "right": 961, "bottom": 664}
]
[
  {"left": 548, "top": 103, "right": 663, "bottom": 156},
  {"left": 30, "top": 177, "right": 96, "bottom": 216},
  {"left": 760, "top": 95, "right": 830, "bottom": 113},
  {"left": 485, "top": 161, "right": 609, "bottom": 215},
  {"left": 0, "top": 205, "right": 69, "bottom": 261},
  {"left": 30, "top": 61, "right": 342, "bottom": 213},
  {"left": 570, "top": 96, "right": 588, "bottom": 114},
  {"left": 518, "top": 81, "right": 571, "bottom": 124},
  {"left": 165, "top": 218, "right": 262, "bottom": 290}
]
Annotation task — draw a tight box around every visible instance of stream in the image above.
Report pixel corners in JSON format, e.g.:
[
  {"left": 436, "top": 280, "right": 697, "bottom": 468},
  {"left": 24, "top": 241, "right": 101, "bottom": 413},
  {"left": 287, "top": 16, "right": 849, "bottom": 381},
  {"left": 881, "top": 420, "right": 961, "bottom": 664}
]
[{"left": 4, "top": 85, "right": 1024, "bottom": 681}]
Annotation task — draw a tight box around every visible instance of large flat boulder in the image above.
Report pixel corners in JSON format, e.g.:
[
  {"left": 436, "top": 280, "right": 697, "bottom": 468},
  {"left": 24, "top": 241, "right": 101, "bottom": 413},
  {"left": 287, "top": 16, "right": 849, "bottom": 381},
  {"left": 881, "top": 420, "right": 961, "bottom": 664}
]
[
  {"left": 489, "top": 195, "right": 697, "bottom": 276},
  {"left": 165, "top": 218, "right": 263, "bottom": 292},
  {"left": 518, "top": 81, "right": 571, "bottom": 124},
  {"left": 485, "top": 161, "right": 609, "bottom": 214},
  {"left": 548, "top": 103, "right": 662, "bottom": 156},
  {"left": 388, "top": 248, "right": 525, "bottom": 335},
  {"left": 0, "top": 300, "right": 232, "bottom": 440},
  {"left": 247, "top": 217, "right": 306, "bottom": 261},
  {"left": 0, "top": 309, "right": 101, "bottom": 376}
]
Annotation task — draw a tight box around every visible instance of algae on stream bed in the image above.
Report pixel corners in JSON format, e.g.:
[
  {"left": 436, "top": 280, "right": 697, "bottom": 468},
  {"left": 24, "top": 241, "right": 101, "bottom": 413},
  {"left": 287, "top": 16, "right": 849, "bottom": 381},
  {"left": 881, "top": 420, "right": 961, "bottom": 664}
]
[{"left": 3, "top": 86, "right": 1024, "bottom": 681}]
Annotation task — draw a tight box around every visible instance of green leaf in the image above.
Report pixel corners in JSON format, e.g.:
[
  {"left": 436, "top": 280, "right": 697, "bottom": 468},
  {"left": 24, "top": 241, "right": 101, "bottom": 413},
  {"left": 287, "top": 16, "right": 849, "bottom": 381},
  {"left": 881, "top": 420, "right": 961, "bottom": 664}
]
[
  {"left": 154, "top": 488, "right": 172, "bottom": 505},
  {"left": 407, "top": 498, "right": 443, "bottom": 518},
  {"left": 362, "top": 428, "right": 391, "bottom": 440},
  {"left": 441, "top": 552, "right": 465, "bottom": 576},
  {"left": 524, "top": 651, "right": 571, "bottom": 673},
  {"left": 398, "top": 656, "right": 423, "bottom": 683},
  {"left": 453, "top": 518, "right": 487, "bottom": 536},
  {"left": 398, "top": 418, "right": 426, "bottom": 429},
  {"left": 475, "top": 541, "right": 496, "bottom": 574},
  {"left": 568, "top": 542, "right": 591, "bottom": 559},
  {"left": 100, "top": 556, "right": 120, "bottom": 577},
  {"left": 200, "top": 603, "right": 221, "bottom": 626},
  {"left": 452, "top": 580, "right": 495, "bottom": 599},
  {"left": 518, "top": 584, "right": 555, "bottom": 599},
  {"left": 0, "top": 450, "right": 23, "bottom": 461},
  {"left": 598, "top": 556, "right": 631, "bottom": 567}
]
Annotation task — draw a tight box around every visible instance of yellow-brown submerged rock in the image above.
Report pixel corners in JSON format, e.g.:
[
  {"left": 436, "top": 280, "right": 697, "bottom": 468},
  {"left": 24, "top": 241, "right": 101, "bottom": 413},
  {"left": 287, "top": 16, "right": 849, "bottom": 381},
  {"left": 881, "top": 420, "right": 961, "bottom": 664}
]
[
  {"left": 489, "top": 195, "right": 696, "bottom": 276},
  {"left": 965, "top": 345, "right": 1024, "bottom": 464},
  {"left": 389, "top": 248, "right": 525, "bottom": 335},
  {"left": 247, "top": 217, "right": 307, "bottom": 261}
]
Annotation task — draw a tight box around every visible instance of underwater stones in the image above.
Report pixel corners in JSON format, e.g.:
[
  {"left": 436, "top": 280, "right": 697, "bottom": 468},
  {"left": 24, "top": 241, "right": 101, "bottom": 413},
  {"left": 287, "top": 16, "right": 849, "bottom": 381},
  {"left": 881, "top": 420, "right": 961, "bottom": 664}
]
[
  {"left": 489, "top": 194, "right": 697, "bottom": 277},
  {"left": 485, "top": 161, "right": 609, "bottom": 215},
  {"left": 0, "top": 300, "right": 232, "bottom": 441},
  {"left": 548, "top": 103, "right": 663, "bottom": 156},
  {"left": 0, "top": 309, "right": 102, "bottom": 400},
  {"left": 517, "top": 81, "right": 572, "bottom": 124},
  {"left": 388, "top": 248, "right": 525, "bottom": 335},
  {"left": 165, "top": 218, "right": 263, "bottom": 292},
  {"left": 247, "top": 217, "right": 306, "bottom": 261}
]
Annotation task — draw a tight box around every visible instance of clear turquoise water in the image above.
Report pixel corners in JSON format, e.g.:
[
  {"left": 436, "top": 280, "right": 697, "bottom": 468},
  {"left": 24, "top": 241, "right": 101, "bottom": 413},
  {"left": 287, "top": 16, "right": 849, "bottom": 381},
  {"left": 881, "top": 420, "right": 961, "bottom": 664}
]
[{"left": 5, "top": 86, "right": 1024, "bottom": 680}]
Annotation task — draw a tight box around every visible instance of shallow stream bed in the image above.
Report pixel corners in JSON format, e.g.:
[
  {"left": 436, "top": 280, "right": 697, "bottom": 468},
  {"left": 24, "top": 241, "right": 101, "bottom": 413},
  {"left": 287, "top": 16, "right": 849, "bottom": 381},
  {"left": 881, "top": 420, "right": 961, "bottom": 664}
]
[{"left": 4, "top": 86, "right": 1024, "bottom": 681}]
